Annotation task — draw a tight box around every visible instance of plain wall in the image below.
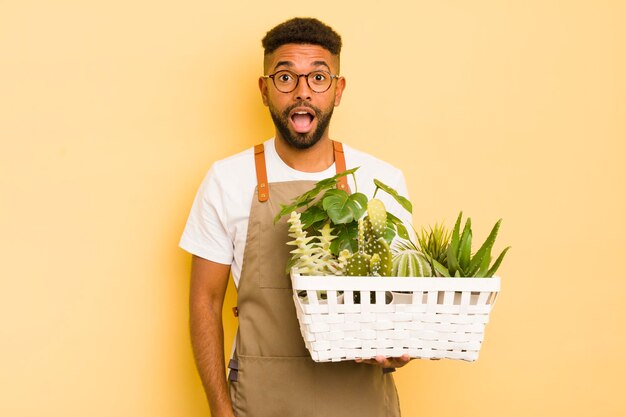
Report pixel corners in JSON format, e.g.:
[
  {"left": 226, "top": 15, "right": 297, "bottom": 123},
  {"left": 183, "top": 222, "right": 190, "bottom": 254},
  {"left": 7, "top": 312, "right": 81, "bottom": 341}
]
[{"left": 1, "top": 1, "right": 625, "bottom": 416}]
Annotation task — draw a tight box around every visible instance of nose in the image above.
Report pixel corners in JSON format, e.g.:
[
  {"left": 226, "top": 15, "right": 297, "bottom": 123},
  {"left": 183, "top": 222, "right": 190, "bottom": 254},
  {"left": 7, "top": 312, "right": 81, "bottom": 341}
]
[{"left": 294, "top": 74, "right": 312, "bottom": 100}]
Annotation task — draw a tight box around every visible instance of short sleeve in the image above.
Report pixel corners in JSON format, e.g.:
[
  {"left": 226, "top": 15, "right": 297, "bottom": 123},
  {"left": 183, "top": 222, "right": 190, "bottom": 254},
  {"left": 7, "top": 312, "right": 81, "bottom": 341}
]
[{"left": 179, "top": 165, "right": 234, "bottom": 265}]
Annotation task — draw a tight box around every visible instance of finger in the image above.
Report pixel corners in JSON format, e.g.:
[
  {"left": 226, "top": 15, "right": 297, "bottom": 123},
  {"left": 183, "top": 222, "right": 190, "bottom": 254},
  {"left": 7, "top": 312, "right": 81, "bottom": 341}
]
[
  {"left": 387, "top": 354, "right": 411, "bottom": 368},
  {"left": 355, "top": 358, "right": 378, "bottom": 365}
]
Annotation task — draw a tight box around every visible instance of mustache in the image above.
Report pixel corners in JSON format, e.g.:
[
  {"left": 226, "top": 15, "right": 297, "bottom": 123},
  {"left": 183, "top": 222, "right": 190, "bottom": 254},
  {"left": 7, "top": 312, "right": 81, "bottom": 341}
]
[{"left": 284, "top": 102, "right": 321, "bottom": 117}]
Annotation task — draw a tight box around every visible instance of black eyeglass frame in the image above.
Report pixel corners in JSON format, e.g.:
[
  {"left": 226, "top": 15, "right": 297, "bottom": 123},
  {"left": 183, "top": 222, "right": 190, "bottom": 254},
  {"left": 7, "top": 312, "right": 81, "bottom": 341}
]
[{"left": 263, "top": 69, "right": 341, "bottom": 93}]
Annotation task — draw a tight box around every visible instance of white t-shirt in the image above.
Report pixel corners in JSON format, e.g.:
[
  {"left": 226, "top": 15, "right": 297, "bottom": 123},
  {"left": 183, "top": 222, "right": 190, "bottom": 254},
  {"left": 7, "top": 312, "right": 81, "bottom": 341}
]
[{"left": 179, "top": 138, "right": 412, "bottom": 287}]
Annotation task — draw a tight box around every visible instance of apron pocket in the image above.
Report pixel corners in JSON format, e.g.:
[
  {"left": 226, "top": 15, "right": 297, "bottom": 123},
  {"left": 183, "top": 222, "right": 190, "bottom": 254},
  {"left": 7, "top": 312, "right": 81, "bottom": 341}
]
[
  {"left": 258, "top": 221, "right": 293, "bottom": 289},
  {"left": 233, "top": 355, "right": 316, "bottom": 417}
]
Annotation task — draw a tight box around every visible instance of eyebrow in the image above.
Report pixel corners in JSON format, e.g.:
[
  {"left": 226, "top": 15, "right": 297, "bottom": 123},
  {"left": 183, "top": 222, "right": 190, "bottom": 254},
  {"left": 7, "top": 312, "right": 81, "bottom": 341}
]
[{"left": 273, "top": 60, "right": 331, "bottom": 71}]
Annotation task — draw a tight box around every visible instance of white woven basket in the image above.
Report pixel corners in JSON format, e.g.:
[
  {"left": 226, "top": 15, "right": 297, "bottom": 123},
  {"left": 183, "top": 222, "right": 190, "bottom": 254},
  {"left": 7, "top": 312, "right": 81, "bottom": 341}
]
[{"left": 291, "top": 270, "right": 500, "bottom": 362}]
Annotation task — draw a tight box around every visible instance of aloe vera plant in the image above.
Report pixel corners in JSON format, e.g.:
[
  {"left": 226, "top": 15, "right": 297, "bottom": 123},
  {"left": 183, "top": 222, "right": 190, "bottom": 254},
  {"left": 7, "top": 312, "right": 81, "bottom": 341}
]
[{"left": 436, "top": 212, "right": 510, "bottom": 278}]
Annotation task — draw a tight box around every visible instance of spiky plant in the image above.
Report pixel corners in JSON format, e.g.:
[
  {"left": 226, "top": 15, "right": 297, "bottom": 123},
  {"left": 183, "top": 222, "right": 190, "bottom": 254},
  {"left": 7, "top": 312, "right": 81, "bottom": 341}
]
[
  {"left": 416, "top": 222, "right": 450, "bottom": 266},
  {"left": 286, "top": 212, "right": 348, "bottom": 276},
  {"left": 439, "top": 212, "right": 511, "bottom": 278},
  {"left": 344, "top": 199, "right": 393, "bottom": 276},
  {"left": 345, "top": 218, "right": 372, "bottom": 276},
  {"left": 391, "top": 239, "right": 432, "bottom": 277}
]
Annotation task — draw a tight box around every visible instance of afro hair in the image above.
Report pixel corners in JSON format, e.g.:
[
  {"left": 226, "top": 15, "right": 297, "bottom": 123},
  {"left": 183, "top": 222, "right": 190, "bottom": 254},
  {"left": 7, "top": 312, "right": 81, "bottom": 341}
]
[{"left": 262, "top": 17, "right": 342, "bottom": 56}]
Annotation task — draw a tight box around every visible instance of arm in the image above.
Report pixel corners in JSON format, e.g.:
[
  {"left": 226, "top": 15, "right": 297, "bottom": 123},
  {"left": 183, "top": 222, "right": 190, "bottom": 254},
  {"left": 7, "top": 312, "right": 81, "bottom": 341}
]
[{"left": 189, "top": 255, "right": 235, "bottom": 417}]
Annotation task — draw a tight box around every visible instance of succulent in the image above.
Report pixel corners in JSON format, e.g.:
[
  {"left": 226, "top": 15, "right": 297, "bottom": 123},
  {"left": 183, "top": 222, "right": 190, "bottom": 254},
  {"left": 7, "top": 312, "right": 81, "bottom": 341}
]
[
  {"left": 433, "top": 212, "right": 511, "bottom": 278},
  {"left": 344, "top": 200, "right": 393, "bottom": 276},
  {"left": 364, "top": 199, "right": 393, "bottom": 276},
  {"left": 279, "top": 171, "right": 510, "bottom": 280},
  {"left": 391, "top": 239, "right": 432, "bottom": 277},
  {"left": 416, "top": 222, "right": 450, "bottom": 266},
  {"left": 345, "top": 219, "right": 371, "bottom": 276},
  {"left": 276, "top": 168, "right": 412, "bottom": 257},
  {"left": 278, "top": 168, "right": 411, "bottom": 277},
  {"left": 286, "top": 212, "right": 348, "bottom": 275}
]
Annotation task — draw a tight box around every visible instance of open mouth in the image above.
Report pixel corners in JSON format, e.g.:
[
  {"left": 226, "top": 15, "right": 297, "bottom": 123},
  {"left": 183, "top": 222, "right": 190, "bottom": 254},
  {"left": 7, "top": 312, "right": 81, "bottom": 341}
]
[{"left": 289, "top": 108, "right": 316, "bottom": 133}]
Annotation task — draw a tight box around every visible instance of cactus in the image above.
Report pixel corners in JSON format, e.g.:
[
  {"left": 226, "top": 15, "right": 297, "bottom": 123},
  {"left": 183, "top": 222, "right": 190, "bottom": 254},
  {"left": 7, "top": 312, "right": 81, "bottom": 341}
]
[
  {"left": 345, "top": 219, "right": 372, "bottom": 276},
  {"left": 391, "top": 239, "right": 433, "bottom": 277},
  {"left": 369, "top": 254, "right": 382, "bottom": 276},
  {"left": 366, "top": 237, "right": 392, "bottom": 276},
  {"left": 365, "top": 199, "right": 392, "bottom": 276},
  {"left": 366, "top": 199, "right": 387, "bottom": 237},
  {"left": 278, "top": 173, "right": 514, "bottom": 280},
  {"left": 328, "top": 249, "right": 351, "bottom": 276},
  {"left": 277, "top": 169, "right": 412, "bottom": 260},
  {"left": 344, "top": 199, "right": 393, "bottom": 276}
]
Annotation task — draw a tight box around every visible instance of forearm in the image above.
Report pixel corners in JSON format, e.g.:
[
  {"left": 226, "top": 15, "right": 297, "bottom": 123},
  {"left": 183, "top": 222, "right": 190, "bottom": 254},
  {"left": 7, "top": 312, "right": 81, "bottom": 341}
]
[
  {"left": 189, "top": 256, "right": 234, "bottom": 417},
  {"left": 190, "top": 299, "right": 234, "bottom": 417}
]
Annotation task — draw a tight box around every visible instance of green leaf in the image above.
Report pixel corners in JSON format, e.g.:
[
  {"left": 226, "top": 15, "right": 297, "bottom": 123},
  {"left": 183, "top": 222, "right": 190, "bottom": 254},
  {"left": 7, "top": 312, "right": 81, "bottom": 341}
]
[
  {"left": 383, "top": 221, "right": 396, "bottom": 243},
  {"left": 329, "top": 223, "right": 358, "bottom": 255},
  {"left": 431, "top": 258, "right": 450, "bottom": 277},
  {"left": 468, "top": 219, "right": 502, "bottom": 274},
  {"left": 322, "top": 190, "right": 368, "bottom": 224},
  {"left": 386, "top": 212, "right": 409, "bottom": 240},
  {"left": 273, "top": 167, "right": 360, "bottom": 223},
  {"left": 486, "top": 246, "right": 511, "bottom": 277},
  {"left": 299, "top": 205, "right": 328, "bottom": 229},
  {"left": 373, "top": 179, "right": 412, "bottom": 214},
  {"left": 458, "top": 218, "right": 472, "bottom": 273},
  {"left": 472, "top": 244, "right": 492, "bottom": 277},
  {"left": 447, "top": 212, "right": 463, "bottom": 277},
  {"left": 419, "top": 251, "right": 449, "bottom": 277}
]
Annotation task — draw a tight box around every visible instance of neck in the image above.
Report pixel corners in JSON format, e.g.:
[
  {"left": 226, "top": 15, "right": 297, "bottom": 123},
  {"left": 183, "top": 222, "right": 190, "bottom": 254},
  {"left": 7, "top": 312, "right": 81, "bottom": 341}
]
[{"left": 274, "top": 136, "right": 335, "bottom": 172}]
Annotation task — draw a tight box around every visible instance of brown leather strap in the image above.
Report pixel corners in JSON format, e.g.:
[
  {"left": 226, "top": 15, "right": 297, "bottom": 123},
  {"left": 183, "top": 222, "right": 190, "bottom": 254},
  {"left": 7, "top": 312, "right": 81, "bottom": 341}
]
[
  {"left": 254, "top": 144, "right": 269, "bottom": 202},
  {"left": 254, "top": 141, "right": 351, "bottom": 202},
  {"left": 333, "top": 140, "right": 351, "bottom": 194}
]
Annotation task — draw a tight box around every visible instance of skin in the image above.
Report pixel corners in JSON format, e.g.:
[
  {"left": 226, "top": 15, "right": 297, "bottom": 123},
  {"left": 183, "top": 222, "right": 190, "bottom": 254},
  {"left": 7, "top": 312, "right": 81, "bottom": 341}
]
[
  {"left": 259, "top": 43, "right": 345, "bottom": 172},
  {"left": 190, "top": 43, "right": 410, "bottom": 417},
  {"left": 189, "top": 256, "right": 234, "bottom": 417}
]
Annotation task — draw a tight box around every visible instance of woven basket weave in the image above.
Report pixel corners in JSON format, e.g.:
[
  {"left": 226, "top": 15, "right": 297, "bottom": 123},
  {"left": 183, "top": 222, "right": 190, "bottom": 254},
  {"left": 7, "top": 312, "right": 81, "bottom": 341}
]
[{"left": 291, "top": 270, "right": 500, "bottom": 362}]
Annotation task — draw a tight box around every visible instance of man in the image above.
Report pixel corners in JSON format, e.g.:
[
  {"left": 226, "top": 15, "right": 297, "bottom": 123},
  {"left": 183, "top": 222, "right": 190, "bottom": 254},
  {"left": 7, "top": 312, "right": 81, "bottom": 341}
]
[{"left": 181, "top": 18, "right": 411, "bottom": 417}]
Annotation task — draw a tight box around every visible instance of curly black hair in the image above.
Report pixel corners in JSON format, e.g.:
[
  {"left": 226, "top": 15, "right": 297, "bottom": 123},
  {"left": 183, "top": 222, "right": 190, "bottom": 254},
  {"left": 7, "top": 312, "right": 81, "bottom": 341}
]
[{"left": 262, "top": 17, "right": 342, "bottom": 56}]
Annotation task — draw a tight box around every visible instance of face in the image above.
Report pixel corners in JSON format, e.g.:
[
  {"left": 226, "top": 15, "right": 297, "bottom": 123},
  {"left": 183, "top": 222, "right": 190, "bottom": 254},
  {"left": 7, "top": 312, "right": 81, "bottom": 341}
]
[{"left": 259, "top": 44, "right": 346, "bottom": 149}]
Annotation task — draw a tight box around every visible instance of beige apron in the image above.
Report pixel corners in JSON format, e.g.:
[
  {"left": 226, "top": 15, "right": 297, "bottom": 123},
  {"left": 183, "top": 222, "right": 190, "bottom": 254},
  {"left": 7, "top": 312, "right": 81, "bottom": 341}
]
[{"left": 228, "top": 142, "right": 401, "bottom": 417}]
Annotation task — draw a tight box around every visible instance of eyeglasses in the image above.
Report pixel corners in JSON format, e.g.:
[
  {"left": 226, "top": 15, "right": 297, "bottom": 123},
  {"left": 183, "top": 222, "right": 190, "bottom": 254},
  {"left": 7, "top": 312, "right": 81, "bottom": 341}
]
[{"left": 263, "top": 69, "right": 340, "bottom": 93}]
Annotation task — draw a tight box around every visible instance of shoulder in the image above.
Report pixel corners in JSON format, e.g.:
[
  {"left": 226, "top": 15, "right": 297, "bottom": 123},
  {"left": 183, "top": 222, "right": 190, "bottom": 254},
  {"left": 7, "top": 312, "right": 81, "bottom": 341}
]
[
  {"left": 209, "top": 146, "right": 255, "bottom": 177},
  {"left": 205, "top": 145, "right": 258, "bottom": 186},
  {"left": 195, "top": 145, "right": 258, "bottom": 207}
]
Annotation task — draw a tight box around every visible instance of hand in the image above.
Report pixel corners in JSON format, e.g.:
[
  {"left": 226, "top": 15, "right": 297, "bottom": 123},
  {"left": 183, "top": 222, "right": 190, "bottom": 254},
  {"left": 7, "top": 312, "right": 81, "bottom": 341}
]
[{"left": 355, "top": 354, "right": 411, "bottom": 369}]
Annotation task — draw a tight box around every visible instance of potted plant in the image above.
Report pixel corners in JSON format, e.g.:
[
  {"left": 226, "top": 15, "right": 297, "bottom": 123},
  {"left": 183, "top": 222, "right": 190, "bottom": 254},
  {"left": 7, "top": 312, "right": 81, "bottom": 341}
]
[{"left": 275, "top": 169, "right": 509, "bottom": 363}]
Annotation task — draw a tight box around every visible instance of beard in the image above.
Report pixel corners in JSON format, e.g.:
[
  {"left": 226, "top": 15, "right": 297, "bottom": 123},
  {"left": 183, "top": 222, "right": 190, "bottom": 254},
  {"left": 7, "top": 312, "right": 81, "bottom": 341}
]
[{"left": 269, "top": 101, "right": 334, "bottom": 150}]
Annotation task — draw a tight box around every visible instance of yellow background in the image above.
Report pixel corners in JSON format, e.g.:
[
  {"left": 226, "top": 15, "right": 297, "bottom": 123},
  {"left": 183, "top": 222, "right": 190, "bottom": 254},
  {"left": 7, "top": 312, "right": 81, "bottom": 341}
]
[{"left": 1, "top": 1, "right": 625, "bottom": 416}]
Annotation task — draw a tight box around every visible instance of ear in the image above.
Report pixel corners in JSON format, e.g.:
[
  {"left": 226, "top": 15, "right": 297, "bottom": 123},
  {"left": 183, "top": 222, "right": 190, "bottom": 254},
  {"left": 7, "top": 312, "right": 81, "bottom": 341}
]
[
  {"left": 259, "top": 77, "right": 269, "bottom": 107},
  {"left": 333, "top": 76, "right": 346, "bottom": 107}
]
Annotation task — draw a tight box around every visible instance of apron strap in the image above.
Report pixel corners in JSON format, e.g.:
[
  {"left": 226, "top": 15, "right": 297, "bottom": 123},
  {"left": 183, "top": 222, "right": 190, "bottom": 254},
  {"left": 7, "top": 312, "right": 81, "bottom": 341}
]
[
  {"left": 332, "top": 141, "right": 351, "bottom": 193},
  {"left": 254, "top": 144, "right": 270, "bottom": 202},
  {"left": 254, "top": 141, "right": 351, "bottom": 202}
]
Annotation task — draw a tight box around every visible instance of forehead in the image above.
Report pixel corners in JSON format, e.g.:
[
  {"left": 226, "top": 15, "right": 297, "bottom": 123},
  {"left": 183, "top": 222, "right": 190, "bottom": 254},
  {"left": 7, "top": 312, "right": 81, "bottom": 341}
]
[{"left": 264, "top": 44, "right": 339, "bottom": 73}]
